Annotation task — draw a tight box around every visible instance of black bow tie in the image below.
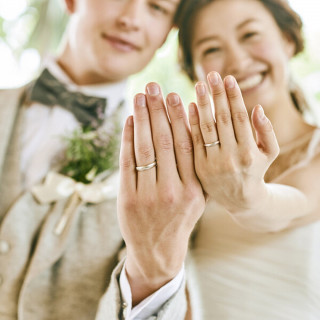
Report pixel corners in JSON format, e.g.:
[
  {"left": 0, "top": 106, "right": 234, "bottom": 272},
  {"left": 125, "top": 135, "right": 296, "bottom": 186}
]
[{"left": 29, "top": 68, "right": 107, "bottom": 128}]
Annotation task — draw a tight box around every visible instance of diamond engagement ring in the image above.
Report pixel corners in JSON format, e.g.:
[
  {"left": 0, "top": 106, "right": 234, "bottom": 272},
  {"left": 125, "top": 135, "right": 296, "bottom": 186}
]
[
  {"left": 204, "top": 140, "right": 220, "bottom": 147},
  {"left": 136, "top": 160, "right": 157, "bottom": 172}
]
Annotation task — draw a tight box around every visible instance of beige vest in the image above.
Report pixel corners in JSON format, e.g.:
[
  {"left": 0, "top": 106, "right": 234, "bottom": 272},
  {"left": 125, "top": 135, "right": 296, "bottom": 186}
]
[{"left": 0, "top": 87, "right": 187, "bottom": 320}]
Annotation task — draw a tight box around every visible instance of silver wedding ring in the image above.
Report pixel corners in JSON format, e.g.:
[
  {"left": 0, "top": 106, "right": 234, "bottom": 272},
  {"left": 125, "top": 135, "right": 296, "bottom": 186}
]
[
  {"left": 136, "top": 160, "right": 157, "bottom": 172},
  {"left": 204, "top": 140, "right": 220, "bottom": 147}
]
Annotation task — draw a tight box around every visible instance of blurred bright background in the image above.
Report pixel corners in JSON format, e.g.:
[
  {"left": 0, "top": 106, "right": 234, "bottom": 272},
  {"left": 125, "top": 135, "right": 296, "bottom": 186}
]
[{"left": 0, "top": 0, "right": 320, "bottom": 121}]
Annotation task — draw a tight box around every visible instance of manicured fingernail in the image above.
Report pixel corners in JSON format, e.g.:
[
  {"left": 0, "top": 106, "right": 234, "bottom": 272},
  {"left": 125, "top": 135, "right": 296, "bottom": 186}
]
[
  {"left": 257, "top": 105, "right": 267, "bottom": 122},
  {"left": 196, "top": 82, "right": 206, "bottom": 96},
  {"left": 225, "top": 75, "right": 235, "bottom": 89},
  {"left": 208, "top": 72, "right": 219, "bottom": 86},
  {"left": 135, "top": 94, "right": 146, "bottom": 107},
  {"left": 189, "top": 103, "right": 196, "bottom": 115},
  {"left": 146, "top": 83, "right": 160, "bottom": 96},
  {"left": 127, "top": 116, "right": 133, "bottom": 126},
  {"left": 167, "top": 93, "right": 180, "bottom": 106}
]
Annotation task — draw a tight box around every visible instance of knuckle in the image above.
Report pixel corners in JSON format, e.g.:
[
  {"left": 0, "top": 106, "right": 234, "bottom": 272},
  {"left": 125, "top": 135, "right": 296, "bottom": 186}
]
[
  {"left": 120, "top": 157, "right": 135, "bottom": 169},
  {"left": 239, "top": 150, "right": 254, "bottom": 167},
  {"left": 192, "top": 132, "right": 203, "bottom": 145},
  {"left": 200, "top": 121, "right": 216, "bottom": 133},
  {"left": 159, "top": 185, "right": 176, "bottom": 204},
  {"left": 189, "top": 116, "right": 199, "bottom": 126},
  {"left": 213, "top": 86, "right": 225, "bottom": 98},
  {"left": 137, "top": 144, "right": 154, "bottom": 160},
  {"left": 157, "top": 134, "right": 173, "bottom": 151},
  {"left": 227, "top": 88, "right": 240, "bottom": 100},
  {"left": 216, "top": 111, "right": 232, "bottom": 126},
  {"left": 149, "top": 100, "right": 164, "bottom": 113},
  {"left": 122, "top": 198, "right": 137, "bottom": 212},
  {"left": 176, "top": 139, "right": 193, "bottom": 155},
  {"left": 134, "top": 109, "right": 149, "bottom": 122},
  {"left": 233, "top": 111, "right": 249, "bottom": 124},
  {"left": 198, "top": 99, "right": 210, "bottom": 109},
  {"left": 171, "top": 107, "right": 185, "bottom": 120}
]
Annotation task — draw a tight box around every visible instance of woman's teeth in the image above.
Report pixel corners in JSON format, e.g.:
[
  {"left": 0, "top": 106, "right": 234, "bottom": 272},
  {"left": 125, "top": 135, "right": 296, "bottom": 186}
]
[{"left": 238, "top": 74, "right": 263, "bottom": 91}]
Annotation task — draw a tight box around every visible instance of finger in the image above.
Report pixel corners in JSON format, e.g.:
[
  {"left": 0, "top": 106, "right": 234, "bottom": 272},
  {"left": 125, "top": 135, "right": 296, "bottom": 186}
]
[
  {"left": 133, "top": 93, "right": 156, "bottom": 189},
  {"left": 207, "top": 71, "right": 236, "bottom": 148},
  {"left": 224, "top": 75, "right": 255, "bottom": 146},
  {"left": 195, "top": 81, "right": 219, "bottom": 150},
  {"left": 145, "top": 82, "right": 179, "bottom": 183},
  {"left": 119, "top": 116, "right": 136, "bottom": 194},
  {"left": 166, "top": 93, "right": 197, "bottom": 183},
  {"left": 188, "top": 102, "right": 206, "bottom": 161},
  {"left": 251, "top": 105, "right": 279, "bottom": 160}
]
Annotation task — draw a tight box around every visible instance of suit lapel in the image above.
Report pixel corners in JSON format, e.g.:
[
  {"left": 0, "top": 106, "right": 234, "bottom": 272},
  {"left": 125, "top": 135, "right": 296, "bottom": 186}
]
[
  {"left": 0, "top": 86, "right": 27, "bottom": 219},
  {"left": 0, "top": 87, "right": 25, "bottom": 179}
]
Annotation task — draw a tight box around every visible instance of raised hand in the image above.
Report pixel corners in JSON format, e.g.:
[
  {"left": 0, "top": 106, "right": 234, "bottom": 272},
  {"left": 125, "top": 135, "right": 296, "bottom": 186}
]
[
  {"left": 118, "top": 83, "right": 206, "bottom": 305},
  {"left": 188, "top": 71, "right": 279, "bottom": 214}
]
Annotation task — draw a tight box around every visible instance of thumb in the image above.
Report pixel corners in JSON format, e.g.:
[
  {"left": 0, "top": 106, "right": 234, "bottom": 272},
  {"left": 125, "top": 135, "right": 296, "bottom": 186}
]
[{"left": 251, "top": 105, "right": 279, "bottom": 160}]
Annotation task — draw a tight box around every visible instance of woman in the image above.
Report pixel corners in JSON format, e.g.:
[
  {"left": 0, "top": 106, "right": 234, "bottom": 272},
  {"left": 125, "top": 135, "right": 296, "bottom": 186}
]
[{"left": 174, "top": 0, "right": 320, "bottom": 318}]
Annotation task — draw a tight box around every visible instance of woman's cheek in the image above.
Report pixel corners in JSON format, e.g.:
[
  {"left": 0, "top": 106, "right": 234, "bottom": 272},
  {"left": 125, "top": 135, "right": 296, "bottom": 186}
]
[
  {"left": 251, "top": 40, "right": 279, "bottom": 62},
  {"left": 202, "top": 58, "right": 224, "bottom": 77}
]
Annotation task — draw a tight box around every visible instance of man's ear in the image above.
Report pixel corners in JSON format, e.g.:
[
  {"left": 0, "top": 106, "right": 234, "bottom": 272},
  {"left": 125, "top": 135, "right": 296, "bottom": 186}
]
[
  {"left": 160, "top": 26, "right": 177, "bottom": 47},
  {"left": 282, "top": 32, "right": 296, "bottom": 58},
  {"left": 64, "top": 0, "right": 76, "bottom": 14}
]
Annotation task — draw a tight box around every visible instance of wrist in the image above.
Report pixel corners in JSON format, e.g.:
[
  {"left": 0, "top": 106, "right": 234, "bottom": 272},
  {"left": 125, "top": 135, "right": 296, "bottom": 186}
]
[
  {"left": 228, "top": 180, "right": 269, "bottom": 215},
  {"left": 126, "top": 249, "right": 185, "bottom": 284},
  {"left": 125, "top": 247, "right": 185, "bottom": 305},
  {"left": 229, "top": 183, "right": 286, "bottom": 232}
]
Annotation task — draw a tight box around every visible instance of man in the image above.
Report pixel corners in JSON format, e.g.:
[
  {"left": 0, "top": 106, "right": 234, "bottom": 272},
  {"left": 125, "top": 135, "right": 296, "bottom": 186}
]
[{"left": 0, "top": 0, "right": 204, "bottom": 319}]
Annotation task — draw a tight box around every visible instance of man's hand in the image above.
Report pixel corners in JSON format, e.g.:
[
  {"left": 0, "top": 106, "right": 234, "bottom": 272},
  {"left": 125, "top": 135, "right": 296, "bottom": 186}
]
[{"left": 118, "top": 82, "right": 206, "bottom": 305}]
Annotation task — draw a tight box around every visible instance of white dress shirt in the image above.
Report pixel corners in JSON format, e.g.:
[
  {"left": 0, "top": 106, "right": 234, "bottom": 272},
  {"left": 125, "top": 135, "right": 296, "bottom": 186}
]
[{"left": 21, "top": 58, "right": 184, "bottom": 319}]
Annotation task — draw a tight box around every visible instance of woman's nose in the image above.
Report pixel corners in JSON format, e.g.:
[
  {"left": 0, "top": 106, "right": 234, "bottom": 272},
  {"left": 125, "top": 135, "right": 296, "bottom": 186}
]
[{"left": 225, "top": 43, "right": 252, "bottom": 76}]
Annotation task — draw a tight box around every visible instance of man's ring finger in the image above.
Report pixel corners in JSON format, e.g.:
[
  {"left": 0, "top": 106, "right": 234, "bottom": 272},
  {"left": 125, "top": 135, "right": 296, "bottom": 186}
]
[
  {"left": 136, "top": 160, "right": 157, "bottom": 172},
  {"left": 204, "top": 140, "right": 220, "bottom": 148}
]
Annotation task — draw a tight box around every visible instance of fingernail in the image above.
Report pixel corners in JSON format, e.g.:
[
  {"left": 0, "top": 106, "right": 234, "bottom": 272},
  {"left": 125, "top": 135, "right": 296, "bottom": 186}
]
[
  {"left": 257, "top": 105, "right": 267, "bottom": 122},
  {"left": 196, "top": 82, "right": 206, "bottom": 96},
  {"left": 146, "top": 83, "right": 160, "bottom": 96},
  {"left": 167, "top": 94, "right": 180, "bottom": 106},
  {"left": 189, "top": 103, "right": 196, "bottom": 115},
  {"left": 135, "top": 94, "right": 146, "bottom": 107},
  {"left": 225, "top": 75, "right": 235, "bottom": 89},
  {"left": 127, "top": 116, "right": 133, "bottom": 126},
  {"left": 208, "top": 72, "right": 219, "bottom": 86}
]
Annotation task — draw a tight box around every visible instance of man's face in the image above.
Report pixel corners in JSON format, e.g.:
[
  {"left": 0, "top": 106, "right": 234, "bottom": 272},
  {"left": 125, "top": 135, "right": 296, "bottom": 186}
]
[{"left": 65, "top": 0, "right": 180, "bottom": 84}]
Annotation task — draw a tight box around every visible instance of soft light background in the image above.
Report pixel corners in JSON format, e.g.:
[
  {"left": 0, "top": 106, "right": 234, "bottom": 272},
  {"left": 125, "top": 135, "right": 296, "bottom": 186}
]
[{"left": 0, "top": 0, "right": 319, "bottom": 121}]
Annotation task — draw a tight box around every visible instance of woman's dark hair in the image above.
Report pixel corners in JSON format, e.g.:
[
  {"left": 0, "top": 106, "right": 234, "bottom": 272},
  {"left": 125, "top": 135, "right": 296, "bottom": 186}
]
[{"left": 176, "top": 0, "right": 304, "bottom": 82}]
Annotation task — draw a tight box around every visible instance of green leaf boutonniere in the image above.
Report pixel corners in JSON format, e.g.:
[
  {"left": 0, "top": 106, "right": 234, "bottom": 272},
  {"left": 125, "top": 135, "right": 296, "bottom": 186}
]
[{"left": 59, "top": 124, "right": 121, "bottom": 184}]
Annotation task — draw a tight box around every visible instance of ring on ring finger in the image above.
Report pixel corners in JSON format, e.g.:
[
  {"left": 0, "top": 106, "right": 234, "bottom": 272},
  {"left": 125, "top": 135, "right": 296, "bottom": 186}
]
[
  {"left": 204, "top": 140, "right": 220, "bottom": 148},
  {"left": 136, "top": 160, "right": 157, "bottom": 172}
]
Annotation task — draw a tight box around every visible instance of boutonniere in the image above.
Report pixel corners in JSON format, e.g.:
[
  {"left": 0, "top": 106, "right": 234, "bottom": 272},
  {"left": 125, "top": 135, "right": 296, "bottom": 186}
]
[
  {"left": 59, "top": 125, "right": 121, "bottom": 184},
  {"left": 32, "top": 118, "right": 122, "bottom": 235}
]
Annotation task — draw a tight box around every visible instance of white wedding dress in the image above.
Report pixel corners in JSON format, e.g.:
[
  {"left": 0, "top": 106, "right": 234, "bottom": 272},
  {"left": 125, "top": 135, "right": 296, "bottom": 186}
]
[{"left": 191, "top": 129, "right": 320, "bottom": 320}]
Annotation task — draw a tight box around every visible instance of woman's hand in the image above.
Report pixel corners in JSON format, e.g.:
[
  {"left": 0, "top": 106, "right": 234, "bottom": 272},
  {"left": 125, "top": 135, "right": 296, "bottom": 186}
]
[
  {"left": 117, "top": 82, "right": 205, "bottom": 305},
  {"left": 189, "top": 71, "right": 279, "bottom": 214}
]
